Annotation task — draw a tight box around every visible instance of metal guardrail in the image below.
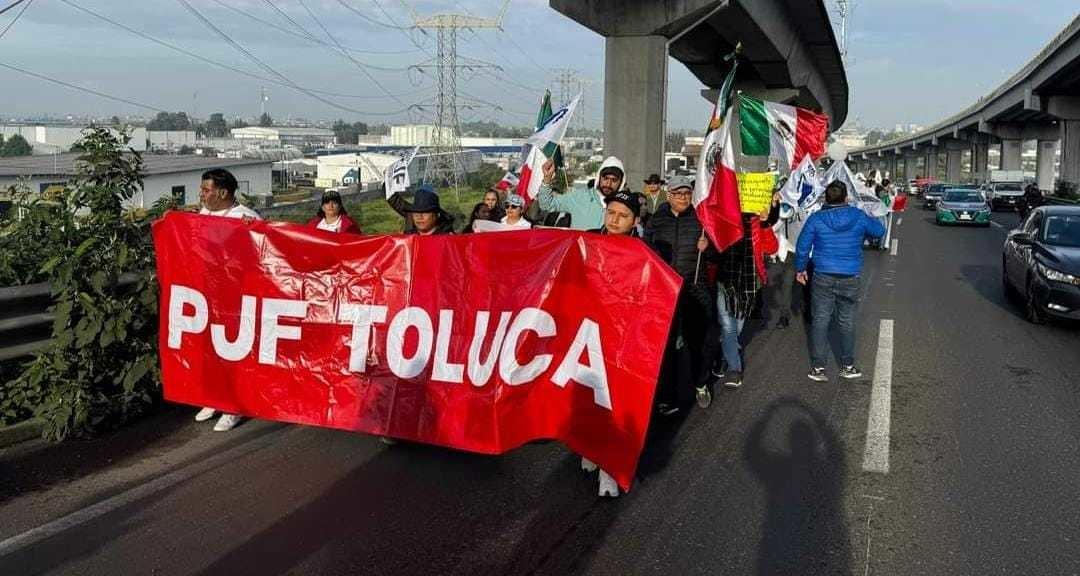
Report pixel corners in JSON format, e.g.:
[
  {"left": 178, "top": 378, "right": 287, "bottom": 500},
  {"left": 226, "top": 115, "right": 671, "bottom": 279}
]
[
  {"left": 0, "top": 273, "right": 141, "bottom": 363},
  {"left": 0, "top": 281, "right": 53, "bottom": 362}
]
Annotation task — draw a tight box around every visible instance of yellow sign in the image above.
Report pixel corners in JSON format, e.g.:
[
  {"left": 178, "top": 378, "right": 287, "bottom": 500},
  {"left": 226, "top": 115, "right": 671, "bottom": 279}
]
[{"left": 737, "top": 172, "right": 777, "bottom": 214}]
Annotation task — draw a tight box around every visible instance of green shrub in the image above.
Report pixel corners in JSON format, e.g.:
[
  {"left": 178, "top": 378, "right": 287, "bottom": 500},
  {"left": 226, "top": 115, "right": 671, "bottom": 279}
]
[{"left": 4, "top": 128, "right": 166, "bottom": 438}]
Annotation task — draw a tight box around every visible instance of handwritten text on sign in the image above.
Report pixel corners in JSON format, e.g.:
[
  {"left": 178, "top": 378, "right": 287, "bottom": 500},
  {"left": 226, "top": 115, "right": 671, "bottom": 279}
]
[{"left": 737, "top": 172, "right": 778, "bottom": 214}]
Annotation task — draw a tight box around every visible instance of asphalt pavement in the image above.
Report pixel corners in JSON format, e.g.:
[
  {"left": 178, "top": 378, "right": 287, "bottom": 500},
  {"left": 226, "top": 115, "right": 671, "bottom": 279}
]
[{"left": 2, "top": 205, "right": 1079, "bottom": 576}]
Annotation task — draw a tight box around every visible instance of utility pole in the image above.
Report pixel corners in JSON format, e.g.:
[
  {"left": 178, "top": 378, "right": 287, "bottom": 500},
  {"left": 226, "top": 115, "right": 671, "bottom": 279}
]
[{"left": 402, "top": 1, "right": 509, "bottom": 192}]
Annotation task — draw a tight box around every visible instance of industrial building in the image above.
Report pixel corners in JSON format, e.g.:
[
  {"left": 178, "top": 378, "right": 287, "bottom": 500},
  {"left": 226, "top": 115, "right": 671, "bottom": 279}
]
[
  {"left": 314, "top": 149, "right": 483, "bottom": 189},
  {"left": 0, "top": 154, "right": 271, "bottom": 208},
  {"left": 230, "top": 126, "right": 336, "bottom": 148},
  {"left": 0, "top": 125, "right": 147, "bottom": 154}
]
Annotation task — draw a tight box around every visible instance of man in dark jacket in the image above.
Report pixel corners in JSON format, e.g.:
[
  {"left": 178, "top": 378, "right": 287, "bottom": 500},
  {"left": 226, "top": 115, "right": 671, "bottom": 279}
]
[
  {"left": 644, "top": 175, "right": 718, "bottom": 412},
  {"left": 795, "top": 181, "right": 886, "bottom": 382},
  {"left": 388, "top": 184, "right": 455, "bottom": 235}
]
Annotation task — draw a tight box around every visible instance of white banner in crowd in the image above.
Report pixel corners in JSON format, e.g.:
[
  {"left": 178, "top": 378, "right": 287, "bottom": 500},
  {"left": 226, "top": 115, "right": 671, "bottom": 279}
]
[
  {"left": 780, "top": 154, "right": 825, "bottom": 210},
  {"left": 384, "top": 145, "right": 420, "bottom": 199}
]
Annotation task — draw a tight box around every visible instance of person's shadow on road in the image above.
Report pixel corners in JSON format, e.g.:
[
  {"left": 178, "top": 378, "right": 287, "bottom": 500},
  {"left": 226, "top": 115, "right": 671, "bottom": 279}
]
[{"left": 744, "top": 397, "right": 852, "bottom": 575}]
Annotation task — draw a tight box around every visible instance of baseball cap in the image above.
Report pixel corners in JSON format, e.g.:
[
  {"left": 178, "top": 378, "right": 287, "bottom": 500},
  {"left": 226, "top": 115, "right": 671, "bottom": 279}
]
[
  {"left": 605, "top": 191, "right": 641, "bottom": 217},
  {"left": 667, "top": 175, "right": 694, "bottom": 192}
]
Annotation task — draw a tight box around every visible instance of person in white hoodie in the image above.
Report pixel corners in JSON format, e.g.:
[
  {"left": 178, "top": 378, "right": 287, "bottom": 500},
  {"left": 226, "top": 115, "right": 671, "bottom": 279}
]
[{"left": 536, "top": 156, "right": 628, "bottom": 231}]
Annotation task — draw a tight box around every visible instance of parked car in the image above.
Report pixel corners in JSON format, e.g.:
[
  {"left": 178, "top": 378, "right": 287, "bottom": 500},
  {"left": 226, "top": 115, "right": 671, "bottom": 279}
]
[
  {"left": 989, "top": 182, "right": 1025, "bottom": 211},
  {"left": 936, "top": 189, "right": 991, "bottom": 226},
  {"left": 1002, "top": 206, "right": 1080, "bottom": 323}
]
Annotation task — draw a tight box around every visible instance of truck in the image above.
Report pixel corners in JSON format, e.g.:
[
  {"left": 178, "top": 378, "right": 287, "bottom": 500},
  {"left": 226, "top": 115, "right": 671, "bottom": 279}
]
[{"left": 989, "top": 170, "right": 1027, "bottom": 183}]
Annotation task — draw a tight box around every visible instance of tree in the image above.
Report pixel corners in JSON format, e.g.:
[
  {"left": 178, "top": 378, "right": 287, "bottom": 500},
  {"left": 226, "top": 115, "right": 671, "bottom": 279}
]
[
  {"left": 205, "top": 113, "right": 229, "bottom": 138},
  {"left": 110, "top": 115, "right": 121, "bottom": 126},
  {"left": 1, "top": 134, "right": 33, "bottom": 157},
  {"left": 259, "top": 112, "right": 273, "bottom": 127},
  {"left": 146, "top": 111, "right": 192, "bottom": 131},
  {"left": 331, "top": 120, "right": 370, "bottom": 145}
]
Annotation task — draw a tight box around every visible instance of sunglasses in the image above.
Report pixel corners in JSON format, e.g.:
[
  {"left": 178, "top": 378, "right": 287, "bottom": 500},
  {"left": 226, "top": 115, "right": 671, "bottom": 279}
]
[{"left": 504, "top": 203, "right": 522, "bottom": 209}]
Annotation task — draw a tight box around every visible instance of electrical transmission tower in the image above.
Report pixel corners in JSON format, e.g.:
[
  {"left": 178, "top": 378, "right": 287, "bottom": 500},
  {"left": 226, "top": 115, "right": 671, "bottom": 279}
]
[
  {"left": 401, "top": 2, "right": 510, "bottom": 190},
  {"left": 551, "top": 68, "right": 590, "bottom": 134}
]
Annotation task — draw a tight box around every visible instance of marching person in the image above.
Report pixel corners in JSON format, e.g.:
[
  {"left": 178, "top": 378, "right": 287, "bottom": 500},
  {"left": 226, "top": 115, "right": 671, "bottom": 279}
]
[
  {"left": 712, "top": 199, "right": 780, "bottom": 390},
  {"left": 538, "top": 156, "right": 628, "bottom": 231},
  {"left": 644, "top": 175, "right": 718, "bottom": 412},
  {"left": 387, "top": 184, "right": 455, "bottom": 235},
  {"left": 500, "top": 193, "right": 532, "bottom": 229},
  {"left": 306, "top": 190, "right": 362, "bottom": 234},
  {"left": 796, "top": 181, "right": 886, "bottom": 382},
  {"left": 764, "top": 191, "right": 798, "bottom": 329},
  {"left": 483, "top": 188, "right": 506, "bottom": 222},
  {"left": 193, "top": 168, "right": 260, "bottom": 432},
  {"left": 639, "top": 173, "right": 666, "bottom": 226},
  {"left": 465, "top": 202, "right": 496, "bottom": 233},
  {"left": 582, "top": 189, "right": 643, "bottom": 498}
]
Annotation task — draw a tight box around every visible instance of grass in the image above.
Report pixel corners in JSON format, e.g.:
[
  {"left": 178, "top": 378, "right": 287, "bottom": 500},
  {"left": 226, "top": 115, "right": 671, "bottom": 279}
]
[{"left": 273, "top": 187, "right": 487, "bottom": 234}]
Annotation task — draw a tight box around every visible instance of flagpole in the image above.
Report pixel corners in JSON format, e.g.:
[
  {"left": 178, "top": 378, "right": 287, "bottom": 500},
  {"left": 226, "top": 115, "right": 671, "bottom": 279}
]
[{"left": 693, "top": 230, "right": 705, "bottom": 284}]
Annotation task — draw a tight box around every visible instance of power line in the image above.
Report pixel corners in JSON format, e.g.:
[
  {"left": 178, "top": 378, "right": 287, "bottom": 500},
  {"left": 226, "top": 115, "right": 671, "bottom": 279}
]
[
  {"left": 0, "top": 60, "right": 164, "bottom": 111},
  {"left": 59, "top": 0, "right": 429, "bottom": 101},
  {"left": 0, "top": 0, "right": 32, "bottom": 40},
  {"left": 334, "top": 0, "right": 411, "bottom": 31},
  {"left": 174, "top": 0, "right": 404, "bottom": 117},
  {"left": 0, "top": 0, "right": 29, "bottom": 17},
  {"left": 258, "top": 0, "right": 409, "bottom": 72},
  {"left": 208, "top": 0, "right": 419, "bottom": 55},
  {"left": 294, "top": 0, "right": 407, "bottom": 105}
]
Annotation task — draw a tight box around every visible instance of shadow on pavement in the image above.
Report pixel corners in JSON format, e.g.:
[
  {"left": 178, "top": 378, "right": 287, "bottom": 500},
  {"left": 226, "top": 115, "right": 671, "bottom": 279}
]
[
  {"left": 194, "top": 441, "right": 618, "bottom": 576},
  {"left": 0, "top": 405, "right": 193, "bottom": 505},
  {"left": 744, "top": 397, "right": 851, "bottom": 575},
  {"left": 960, "top": 264, "right": 1021, "bottom": 317}
]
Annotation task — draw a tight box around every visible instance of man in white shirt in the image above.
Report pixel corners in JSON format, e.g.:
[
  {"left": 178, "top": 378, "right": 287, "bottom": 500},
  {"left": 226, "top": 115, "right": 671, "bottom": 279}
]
[{"left": 194, "top": 168, "right": 260, "bottom": 431}]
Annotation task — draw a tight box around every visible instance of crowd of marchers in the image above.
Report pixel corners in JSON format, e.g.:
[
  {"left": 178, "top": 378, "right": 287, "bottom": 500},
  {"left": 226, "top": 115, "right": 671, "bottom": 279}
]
[{"left": 185, "top": 158, "right": 885, "bottom": 498}]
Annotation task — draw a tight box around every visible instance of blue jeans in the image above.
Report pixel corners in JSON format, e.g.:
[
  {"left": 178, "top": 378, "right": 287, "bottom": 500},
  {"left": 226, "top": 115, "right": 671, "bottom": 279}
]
[
  {"left": 717, "top": 292, "right": 746, "bottom": 373},
  {"left": 809, "top": 273, "right": 861, "bottom": 368}
]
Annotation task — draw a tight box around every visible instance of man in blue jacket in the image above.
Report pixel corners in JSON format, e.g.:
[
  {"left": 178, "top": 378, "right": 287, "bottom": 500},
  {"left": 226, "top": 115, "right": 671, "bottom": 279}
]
[{"left": 795, "top": 181, "right": 886, "bottom": 382}]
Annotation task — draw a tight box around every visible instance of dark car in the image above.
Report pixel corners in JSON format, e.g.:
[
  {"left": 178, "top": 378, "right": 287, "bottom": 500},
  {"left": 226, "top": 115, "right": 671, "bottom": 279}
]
[
  {"left": 1002, "top": 206, "right": 1080, "bottom": 323},
  {"left": 923, "top": 183, "right": 949, "bottom": 209}
]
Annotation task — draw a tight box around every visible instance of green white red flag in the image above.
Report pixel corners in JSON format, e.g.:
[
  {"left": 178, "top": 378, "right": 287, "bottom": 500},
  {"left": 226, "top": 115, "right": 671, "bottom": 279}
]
[{"left": 739, "top": 94, "right": 829, "bottom": 171}]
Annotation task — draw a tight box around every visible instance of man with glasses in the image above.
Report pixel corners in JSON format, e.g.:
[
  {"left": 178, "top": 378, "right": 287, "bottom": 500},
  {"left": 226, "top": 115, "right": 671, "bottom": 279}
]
[{"left": 645, "top": 176, "right": 718, "bottom": 412}]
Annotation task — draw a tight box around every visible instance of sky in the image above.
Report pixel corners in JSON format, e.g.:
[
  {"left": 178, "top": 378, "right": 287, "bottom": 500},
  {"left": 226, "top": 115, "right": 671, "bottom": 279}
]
[{"left": 0, "top": 0, "right": 1076, "bottom": 131}]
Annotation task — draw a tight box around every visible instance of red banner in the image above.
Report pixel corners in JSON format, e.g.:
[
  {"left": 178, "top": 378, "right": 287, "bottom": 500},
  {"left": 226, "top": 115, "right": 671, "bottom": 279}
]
[{"left": 152, "top": 212, "right": 682, "bottom": 489}]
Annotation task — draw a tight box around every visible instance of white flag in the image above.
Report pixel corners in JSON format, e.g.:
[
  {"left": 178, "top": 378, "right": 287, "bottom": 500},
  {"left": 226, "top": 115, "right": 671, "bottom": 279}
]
[
  {"left": 384, "top": 145, "right": 420, "bottom": 199},
  {"left": 525, "top": 94, "right": 580, "bottom": 150},
  {"left": 780, "top": 155, "right": 824, "bottom": 210}
]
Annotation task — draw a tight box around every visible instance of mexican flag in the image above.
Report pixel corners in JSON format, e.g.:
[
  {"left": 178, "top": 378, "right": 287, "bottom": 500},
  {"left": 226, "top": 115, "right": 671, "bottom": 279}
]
[
  {"left": 694, "top": 105, "right": 744, "bottom": 252},
  {"left": 516, "top": 94, "right": 580, "bottom": 204},
  {"left": 739, "top": 94, "right": 829, "bottom": 171},
  {"left": 535, "top": 91, "right": 564, "bottom": 169}
]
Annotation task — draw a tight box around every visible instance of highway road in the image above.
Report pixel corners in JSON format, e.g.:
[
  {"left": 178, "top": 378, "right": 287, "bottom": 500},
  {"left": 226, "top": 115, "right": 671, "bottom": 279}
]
[{"left": 2, "top": 207, "right": 1079, "bottom": 575}]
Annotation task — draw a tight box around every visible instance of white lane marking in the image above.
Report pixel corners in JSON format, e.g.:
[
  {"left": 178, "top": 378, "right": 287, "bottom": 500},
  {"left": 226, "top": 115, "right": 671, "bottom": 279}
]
[
  {"left": 0, "top": 426, "right": 286, "bottom": 557},
  {"left": 990, "top": 221, "right": 1003, "bottom": 229},
  {"left": 896, "top": 217, "right": 903, "bottom": 226},
  {"left": 889, "top": 239, "right": 899, "bottom": 256},
  {"left": 863, "top": 319, "right": 894, "bottom": 474}
]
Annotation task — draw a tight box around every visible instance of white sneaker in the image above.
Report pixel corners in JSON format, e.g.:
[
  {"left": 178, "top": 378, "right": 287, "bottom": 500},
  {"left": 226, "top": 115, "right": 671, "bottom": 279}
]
[
  {"left": 379, "top": 436, "right": 398, "bottom": 446},
  {"left": 598, "top": 470, "right": 619, "bottom": 498},
  {"left": 194, "top": 407, "right": 216, "bottom": 422},
  {"left": 213, "top": 413, "right": 242, "bottom": 432},
  {"left": 580, "top": 456, "right": 598, "bottom": 473}
]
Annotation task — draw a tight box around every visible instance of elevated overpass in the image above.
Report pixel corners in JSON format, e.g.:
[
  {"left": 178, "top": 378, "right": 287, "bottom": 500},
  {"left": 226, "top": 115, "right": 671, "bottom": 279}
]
[
  {"left": 550, "top": 0, "right": 848, "bottom": 187},
  {"left": 850, "top": 14, "right": 1080, "bottom": 190}
]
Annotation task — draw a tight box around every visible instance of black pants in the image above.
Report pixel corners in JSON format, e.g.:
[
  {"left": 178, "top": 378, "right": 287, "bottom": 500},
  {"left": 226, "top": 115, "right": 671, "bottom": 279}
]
[
  {"left": 765, "top": 256, "right": 797, "bottom": 321},
  {"left": 656, "top": 287, "right": 717, "bottom": 407}
]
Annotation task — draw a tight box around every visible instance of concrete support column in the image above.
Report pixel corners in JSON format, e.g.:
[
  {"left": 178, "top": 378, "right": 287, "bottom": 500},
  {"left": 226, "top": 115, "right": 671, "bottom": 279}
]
[
  {"left": 1036, "top": 140, "right": 1059, "bottom": 192},
  {"left": 1000, "top": 139, "right": 1023, "bottom": 171},
  {"left": 925, "top": 149, "right": 940, "bottom": 180},
  {"left": 604, "top": 35, "right": 667, "bottom": 189},
  {"left": 1062, "top": 120, "right": 1080, "bottom": 186},
  {"left": 946, "top": 149, "right": 963, "bottom": 182},
  {"left": 973, "top": 142, "right": 990, "bottom": 183}
]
